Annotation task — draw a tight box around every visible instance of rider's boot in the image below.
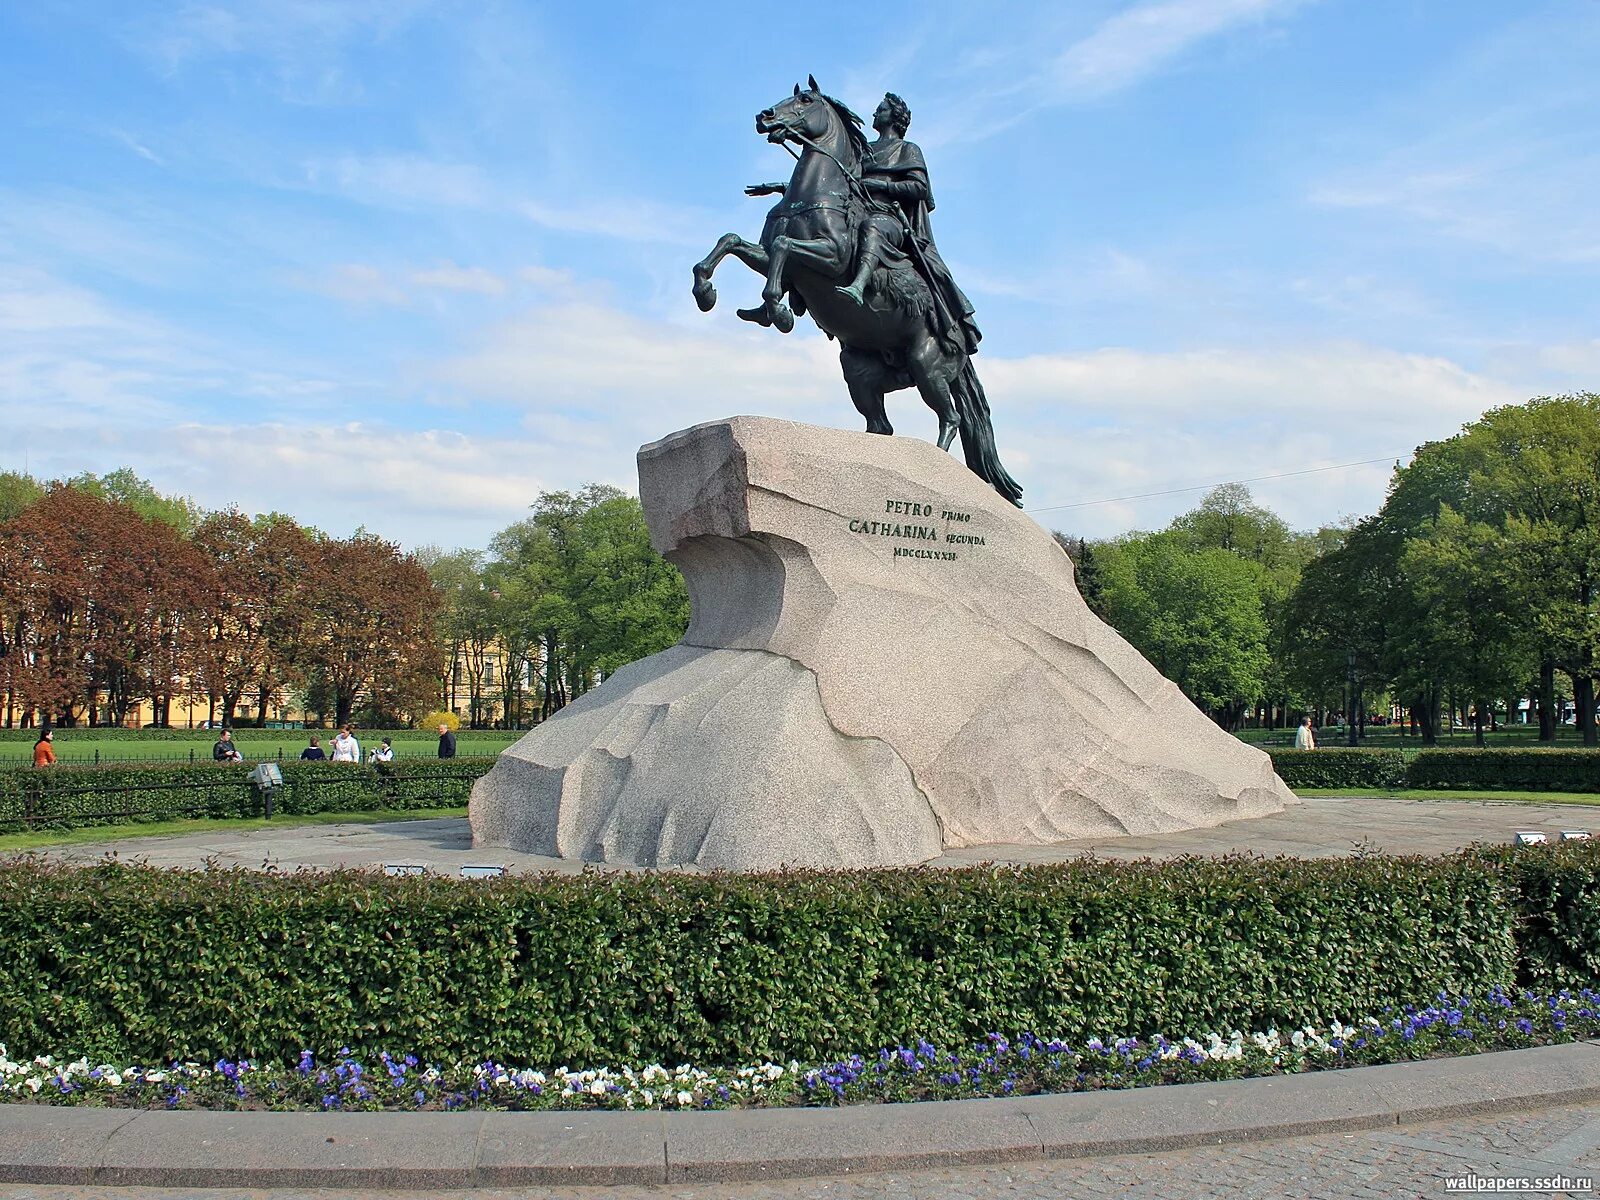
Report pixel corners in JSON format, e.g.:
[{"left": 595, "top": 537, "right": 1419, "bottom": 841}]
[
  {"left": 837, "top": 228, "right": 887, "bottom": 306},
  {"left": 736, "top": 305, "right": 773, "bottom": 327}
]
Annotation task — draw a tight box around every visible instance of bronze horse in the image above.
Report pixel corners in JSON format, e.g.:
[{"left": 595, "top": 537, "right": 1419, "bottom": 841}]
[{"left": 691, "top": 80, "right": 1023, "bottom": 506}]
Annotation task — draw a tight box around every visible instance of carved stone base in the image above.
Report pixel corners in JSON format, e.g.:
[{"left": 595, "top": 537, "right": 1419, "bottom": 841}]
[{"left": 469, "top": 416, "right": 1295, "bottom": 869}]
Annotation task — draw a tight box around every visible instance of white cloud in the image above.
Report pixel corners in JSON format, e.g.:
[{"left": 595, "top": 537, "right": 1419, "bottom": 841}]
[
  {"left": 0, "top": 267, "right": 141, "bottom": 334},
  {"left": 1481, "top": 340, "right": 1600, "bottom": 394},
  {"left": 309, "top": 264, "right": 410, "bottom": 306},
  {"left": 0, "top": 275, "right": 1556, "bottom": 551},
  {"left": 985, "top": 342, "right": 1521, "bottom": 535},
  {"left": 432, "top": 297, "right": 1533, "bottom": 539},
  {"left": 518, "top": 265, "right": 577, "bottom": 293},
  {"left": 437, "top": 302, "right": 846, "bottom": 429},
  {"left": 305, "top": 155, "right": 495, "bottom": 210},
  {"left": 1050, "top": 0, "right": 1309, "bottom": 100},
  {"left": 166, "top": 421, "right": 541, "bottom": 522},
  {"left": 410, "top": 264, "right": 506, "bottom": 295},
  {"left": 923, "top": 0, "right": 1314, "bottom": 145},
  {"left": 297, "top": 261, "right": 577, "bottom": 307},
  {"left": 1303, "top": 12, "right": 1600, "bottom": 265},
  {"left": 129, "top": 1, "right": 444, "bottom": 103}
]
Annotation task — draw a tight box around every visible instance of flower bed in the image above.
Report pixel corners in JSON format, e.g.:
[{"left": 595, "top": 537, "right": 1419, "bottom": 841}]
[{"left": 3, "top": 987, "right": 1594, "bottom": 1112}]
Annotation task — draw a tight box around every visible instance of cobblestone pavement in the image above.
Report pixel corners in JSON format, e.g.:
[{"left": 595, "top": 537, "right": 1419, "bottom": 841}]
[{"left": 8, "top": 1100, "right": 1600, "bottom": 1198}]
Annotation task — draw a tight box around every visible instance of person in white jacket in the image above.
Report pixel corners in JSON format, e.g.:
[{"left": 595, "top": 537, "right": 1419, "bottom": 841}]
[
  {"left": 1294, "top": 716, "right": 1317, "bottom": 750},
  {"left": 331, "top": 725, "right": 361, "bottom": 762}
]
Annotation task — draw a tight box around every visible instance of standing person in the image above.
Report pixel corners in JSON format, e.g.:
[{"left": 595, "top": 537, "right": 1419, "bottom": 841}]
[
  {"left": 369, "top": 737, "right": 394, "bottom": 764},
  {"left": 300, "top": 735, "right": 326, "bottom": 761},
  {"left": 213, "top": 729, "right": 243, "bottom": 762},
  {"left": 32, "top": 729, "right": 55, "bottom": 768},
  {"left": 1294, "top": 716, "right": 1317, "bottom": 750},
  {"left": 437, "top": 722, "right": 457, "bottom": 760},
  {"left": 330, "top": 725, "right": 360, "bottom": 763}
]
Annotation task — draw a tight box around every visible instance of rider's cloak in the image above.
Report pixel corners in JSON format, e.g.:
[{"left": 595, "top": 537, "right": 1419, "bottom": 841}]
[{"left": 863, "top": 138, "right": 982, "bottom": 356}]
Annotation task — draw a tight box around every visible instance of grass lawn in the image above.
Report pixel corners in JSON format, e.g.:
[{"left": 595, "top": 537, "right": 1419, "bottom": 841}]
[
  {"left": 0, "top": 735, "right": 517, "bottom": 766},
  {"left": 1296, "top": 788, "right": 1600, "bottom": 805},
  {"left": 0, "top": 805, "right": 469, "bottom": 852}
]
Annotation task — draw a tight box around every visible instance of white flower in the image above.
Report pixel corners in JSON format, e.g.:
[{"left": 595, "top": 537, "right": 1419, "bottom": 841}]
[{"left": 675, "top": 1090, "right": 694, "bottom": 1106}]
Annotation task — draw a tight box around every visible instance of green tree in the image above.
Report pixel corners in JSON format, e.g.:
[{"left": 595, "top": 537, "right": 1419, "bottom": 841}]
[
  {"left": 489, "top": 485, "right": 688, "bottom": 718},
  {"left": 0, "top": 471, "right": 43, "bottom": 522},
  {"left": 1171, "top": 485, "right": 1324, "bottom": 728},
  {"left": 1283, "top": 517, "right": 1407, "bottom": 738},
  {"left": 1094, "top": 531, "right": 1271, "bottom": 726},
  {"left": 67, "top": 468, "right": 202, "bottom": 535},
  {"left": 1381, "top": 394, "right": 1600, "bottom": 744},
  {"left": 1400, "top": 507, "right": 1535, "bottom": 745}
]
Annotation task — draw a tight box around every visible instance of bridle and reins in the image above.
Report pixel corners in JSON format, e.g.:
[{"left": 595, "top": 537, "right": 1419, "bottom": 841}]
[{"left": 764, "top": 98, "right": 872, "bottom": 218}]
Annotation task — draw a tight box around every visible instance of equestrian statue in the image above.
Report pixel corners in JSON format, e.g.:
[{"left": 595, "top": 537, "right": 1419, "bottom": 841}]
[{"left": 691, "top": 80, "right": 1023, "bottom": 506}]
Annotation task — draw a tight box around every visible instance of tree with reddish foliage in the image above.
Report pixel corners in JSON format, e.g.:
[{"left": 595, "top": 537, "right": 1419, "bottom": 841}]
[
  {"left": 0, "top": 488, "right": 92, "bottom": 725},
  {"left": 293, "top": 533, "right": 444, "bottom": 728},
  {"left": 87, "top": 505, "right": 210, "bottom": 728},
  {"left": 0, "top": 486, "right": 209, "bottom": 726},
  {"left": 189, "top": 511, "right": 317, "bottom": 726}
]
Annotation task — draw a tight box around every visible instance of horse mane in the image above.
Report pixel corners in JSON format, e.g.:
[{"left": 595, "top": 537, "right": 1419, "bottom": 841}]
[{"left": 816, "top": 91, "right": 870, "bottom": 168}]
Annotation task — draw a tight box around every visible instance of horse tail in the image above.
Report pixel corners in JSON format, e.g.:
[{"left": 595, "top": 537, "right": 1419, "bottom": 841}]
[{"left": 951, "top": 362, "right": 1024, "bottom": 507}]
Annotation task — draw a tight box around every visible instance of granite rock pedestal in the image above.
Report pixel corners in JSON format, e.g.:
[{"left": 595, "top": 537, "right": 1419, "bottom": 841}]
[{"left": 470, "top": 417, "right": 1294, "bottom": 869}]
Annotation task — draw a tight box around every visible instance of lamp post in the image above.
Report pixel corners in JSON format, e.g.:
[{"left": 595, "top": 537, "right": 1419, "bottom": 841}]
[{"left": 1346, "top": 650, "right": 1358, "bottom": 747}]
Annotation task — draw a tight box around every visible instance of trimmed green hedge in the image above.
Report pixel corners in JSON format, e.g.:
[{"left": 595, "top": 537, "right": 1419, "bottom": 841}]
[
  {"left": 1270, "top": 747, "right": 1600, "bottom": 792},
  {"left": 0, "top": 757, "right": 498, "bottom": 831},
  {"left": 1271, "top": 749, "right": 1408, "bottom": 790},
  {"left": 0, "top": 848, "right": 1540, "bottom": 1066},
  {"left": 1406, "top": 749, "right": 1600, "bottom": 793},
  {"left": 1479, "top": 843, "right": 1600, "bottom": 987}
]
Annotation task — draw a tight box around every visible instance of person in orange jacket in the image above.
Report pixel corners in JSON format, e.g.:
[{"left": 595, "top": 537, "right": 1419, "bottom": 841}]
[{"left": 32, "top": 729, "right": 55, "bottom": 767}]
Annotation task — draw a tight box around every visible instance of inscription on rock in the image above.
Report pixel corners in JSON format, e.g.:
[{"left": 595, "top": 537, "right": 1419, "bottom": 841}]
[{"left": 845, "top": 497, "right": 986, "bottom": 561}]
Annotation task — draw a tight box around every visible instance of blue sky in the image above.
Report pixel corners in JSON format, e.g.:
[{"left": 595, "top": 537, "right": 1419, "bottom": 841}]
[{"left": 2, "top": 0, "right": 1596, "bottom": 549}]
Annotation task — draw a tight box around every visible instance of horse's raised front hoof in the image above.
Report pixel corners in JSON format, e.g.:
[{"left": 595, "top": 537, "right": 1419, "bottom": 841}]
[
  {"left": 771, "top": 303, "right": 794, "bottom": 333},
  {"left": 691, "top": 278, "right": 717, "bottom": 312},
  {"left": 736, "top": 305, "right": 773, "bottom": 327}
]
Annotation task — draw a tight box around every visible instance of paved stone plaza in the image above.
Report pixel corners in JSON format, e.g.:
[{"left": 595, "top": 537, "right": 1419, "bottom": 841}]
[
  {"left": 6, "top": 1099, "right": 1600, "bottom": 1198},
  {"left": 27, "top": 795, "right": 1597, "bottom": 875}
]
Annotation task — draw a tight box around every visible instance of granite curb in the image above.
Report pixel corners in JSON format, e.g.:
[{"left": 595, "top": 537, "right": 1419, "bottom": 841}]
[{"left": 1, "top": 1043, "right": 1598, "bottom": 1188}]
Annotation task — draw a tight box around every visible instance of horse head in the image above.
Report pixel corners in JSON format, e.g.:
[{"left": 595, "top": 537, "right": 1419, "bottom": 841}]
[{"left": 755, "top": 78, "right": 867, "bottom": 167}]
